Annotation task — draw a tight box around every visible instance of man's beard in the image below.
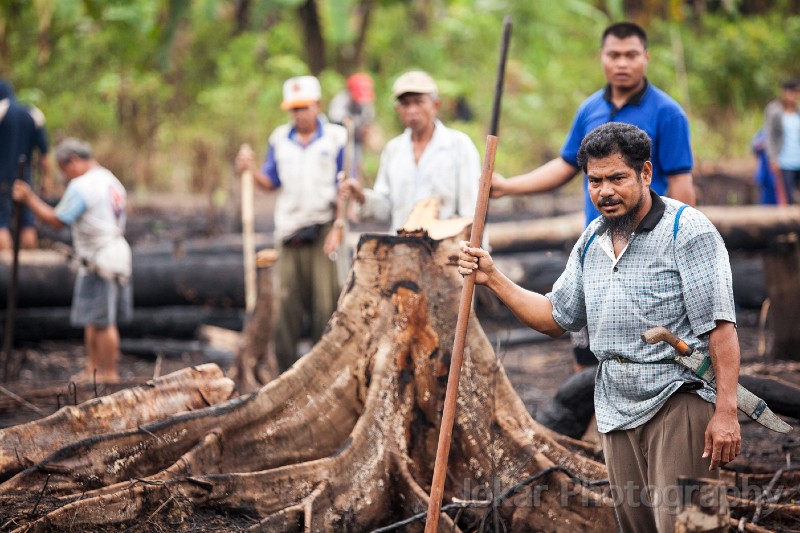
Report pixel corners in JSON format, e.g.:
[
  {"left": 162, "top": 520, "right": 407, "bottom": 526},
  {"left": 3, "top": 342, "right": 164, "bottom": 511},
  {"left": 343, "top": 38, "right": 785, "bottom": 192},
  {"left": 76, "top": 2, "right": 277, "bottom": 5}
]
[{"left": 597, "top": 192, "right": 644, "bottom": 241}]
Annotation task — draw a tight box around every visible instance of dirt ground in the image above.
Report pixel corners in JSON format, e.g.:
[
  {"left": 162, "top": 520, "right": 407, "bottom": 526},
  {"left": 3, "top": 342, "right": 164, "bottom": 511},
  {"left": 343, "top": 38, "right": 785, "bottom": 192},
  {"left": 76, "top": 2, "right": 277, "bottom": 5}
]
[
  {"left": 1, "top": 307, "right": 798, "bottom": 476},
  {"left": 1, "top": 306, "right": 799, "bottom": 532}
]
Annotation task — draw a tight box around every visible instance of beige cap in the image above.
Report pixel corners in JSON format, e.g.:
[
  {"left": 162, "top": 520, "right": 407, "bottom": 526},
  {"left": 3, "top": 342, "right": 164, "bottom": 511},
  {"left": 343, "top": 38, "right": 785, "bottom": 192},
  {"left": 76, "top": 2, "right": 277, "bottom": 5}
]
[
  {"left": 391, "top": 71, "right": 438, "bottom": 99},
  {"left": 281, "top": 76, "right": 321, "bottom": 110}
]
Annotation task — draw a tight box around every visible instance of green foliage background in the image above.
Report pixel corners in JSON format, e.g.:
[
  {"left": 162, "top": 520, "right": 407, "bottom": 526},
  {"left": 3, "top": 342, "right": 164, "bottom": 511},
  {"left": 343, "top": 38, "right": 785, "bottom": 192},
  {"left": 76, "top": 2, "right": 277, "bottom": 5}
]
[{"left": 2, "top": 0, "right": 798, "bottom": 195}]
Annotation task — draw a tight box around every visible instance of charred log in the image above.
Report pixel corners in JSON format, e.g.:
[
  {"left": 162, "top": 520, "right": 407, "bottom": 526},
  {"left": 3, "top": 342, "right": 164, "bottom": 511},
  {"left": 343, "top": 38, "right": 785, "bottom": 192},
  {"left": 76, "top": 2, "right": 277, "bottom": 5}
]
[
  {"left": 538, "top": 369, "right": 800, "bottom": 439},
  {"left": 762, "top": 234, "right": 800, "bottom": 360},
  {"left": 537, "top": 367, "right": 597, "bottom": 440},
  {"left": 487, "top": 206, "right": 800, "bottom": 253},
  {"left": 0, "top": 306, "right": 243, "bottom": 342}
]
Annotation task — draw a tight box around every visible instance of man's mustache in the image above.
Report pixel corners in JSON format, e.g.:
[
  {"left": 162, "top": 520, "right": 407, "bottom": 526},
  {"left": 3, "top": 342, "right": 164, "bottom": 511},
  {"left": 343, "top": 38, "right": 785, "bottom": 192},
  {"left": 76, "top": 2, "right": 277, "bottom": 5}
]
[{"left": 598, "top": 197, "right": 622, "bottom": 207}]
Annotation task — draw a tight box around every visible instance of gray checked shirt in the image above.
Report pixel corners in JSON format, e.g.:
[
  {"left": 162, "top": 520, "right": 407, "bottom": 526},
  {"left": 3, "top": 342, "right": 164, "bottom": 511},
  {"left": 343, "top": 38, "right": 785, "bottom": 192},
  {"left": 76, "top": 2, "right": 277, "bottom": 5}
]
[{"left": 547, "top": 192, "right": 736, "bottom": 433}]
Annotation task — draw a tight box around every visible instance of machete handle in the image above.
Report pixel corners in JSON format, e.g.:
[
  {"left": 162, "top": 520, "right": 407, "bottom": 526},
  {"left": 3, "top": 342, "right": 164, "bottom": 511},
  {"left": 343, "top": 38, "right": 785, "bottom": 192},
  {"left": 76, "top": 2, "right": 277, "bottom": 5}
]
[{"left": 641, "top": 326, "right": 694, "bottom": 357}]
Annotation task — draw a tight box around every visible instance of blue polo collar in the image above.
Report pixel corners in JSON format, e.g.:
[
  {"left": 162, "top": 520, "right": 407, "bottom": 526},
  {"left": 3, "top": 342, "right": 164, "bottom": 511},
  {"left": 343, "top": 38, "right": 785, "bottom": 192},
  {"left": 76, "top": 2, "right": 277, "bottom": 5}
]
[
  {"left": 603, "top": 78, "right": 650, "bottom": 115},
  {"left": 288, "top": 118, "right": 324, "bottom": 145}
]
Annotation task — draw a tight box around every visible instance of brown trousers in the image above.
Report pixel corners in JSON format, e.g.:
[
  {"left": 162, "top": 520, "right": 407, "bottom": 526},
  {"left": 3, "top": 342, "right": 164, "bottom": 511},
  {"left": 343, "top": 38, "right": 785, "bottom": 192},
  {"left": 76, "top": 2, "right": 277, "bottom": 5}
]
[{"left": 601, "top": 392, "right": 717, "bottom": 533}]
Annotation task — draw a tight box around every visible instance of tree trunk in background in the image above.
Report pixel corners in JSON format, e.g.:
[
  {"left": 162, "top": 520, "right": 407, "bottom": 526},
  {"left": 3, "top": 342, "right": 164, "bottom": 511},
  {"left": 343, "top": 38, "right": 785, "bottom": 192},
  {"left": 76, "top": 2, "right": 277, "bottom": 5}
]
[
  {"left": 0, "top": 1, "right": 23, "bottom": 74},
  {"left": 34, "top": 0, "right": 54, "bottom": 68},
  {"left": 353, "top": 0, "right": 375, "bottom": 69},
  {"left": 410, "top": 0, "right": 434, "bottom": 33},
  {"left": 116, "top": 77, "right": 160, "bottom": 190},
  {"left": 763, "top": 234, "right": 800, "bottom": 361},
  {"left": 298, "top": 0, "right": 326, "bottom": 75},
  {"left": 233, "top": 0, "right": 251, "bottom": 35},
  {"left": 334, "top": 0, "right": 375, "bottom": 73}
]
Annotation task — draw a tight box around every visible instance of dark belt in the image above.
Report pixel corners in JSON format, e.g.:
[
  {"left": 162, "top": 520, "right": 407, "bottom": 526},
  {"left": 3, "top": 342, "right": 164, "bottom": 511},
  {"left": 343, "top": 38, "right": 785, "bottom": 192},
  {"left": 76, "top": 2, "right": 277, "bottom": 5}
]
[
  {"left": 607, "top": 355, "right": 674, "bottom": 364},
  {"left": 606, "top": 355, "right": 704, "bottom": 392},
  {"left": 282, "top": 222, "right": 329, "bottom": 248}
]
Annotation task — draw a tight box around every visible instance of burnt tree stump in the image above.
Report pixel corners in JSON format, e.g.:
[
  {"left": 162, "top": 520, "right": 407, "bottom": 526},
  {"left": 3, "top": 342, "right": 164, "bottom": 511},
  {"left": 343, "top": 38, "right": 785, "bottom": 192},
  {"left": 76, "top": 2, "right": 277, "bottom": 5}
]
[{"left": 0, "top": 226, "right": 617, "bottom": 532}]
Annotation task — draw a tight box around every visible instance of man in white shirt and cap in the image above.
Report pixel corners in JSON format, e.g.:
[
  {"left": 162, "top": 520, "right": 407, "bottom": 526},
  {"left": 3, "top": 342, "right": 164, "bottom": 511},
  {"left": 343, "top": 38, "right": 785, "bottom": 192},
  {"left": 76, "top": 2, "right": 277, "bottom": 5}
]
[
  {"left": 339, "top": 70, "right": 481, "bottom": 232},
  {"left": 13, "top": 138, "right": 132, "bottom": 383},
  {"left": 236, "top": 75, "right": 346, "bottom": 372}
]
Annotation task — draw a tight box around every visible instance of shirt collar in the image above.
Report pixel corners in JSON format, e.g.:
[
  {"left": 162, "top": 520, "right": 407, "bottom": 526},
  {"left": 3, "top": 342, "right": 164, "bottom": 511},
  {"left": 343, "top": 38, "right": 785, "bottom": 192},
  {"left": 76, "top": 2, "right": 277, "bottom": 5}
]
[
  {"left": 603, "top": 78, "right": 650, "bottom": 110},
  {"left": 404, "top": 119, "right": 445, "bottom": 143},
  {"left": 635, "top": 189, "right": 665, "bottom": 233},
  {"left": 288, "top": 117, "right": 324, "bottom": 144}
]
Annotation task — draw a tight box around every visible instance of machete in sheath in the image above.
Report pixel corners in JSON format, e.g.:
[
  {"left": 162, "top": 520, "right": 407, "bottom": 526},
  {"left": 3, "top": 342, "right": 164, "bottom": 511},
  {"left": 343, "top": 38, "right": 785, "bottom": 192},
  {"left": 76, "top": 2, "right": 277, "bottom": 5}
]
[{"left": 641, "top": 326, "right": 792, "bottom": 434}]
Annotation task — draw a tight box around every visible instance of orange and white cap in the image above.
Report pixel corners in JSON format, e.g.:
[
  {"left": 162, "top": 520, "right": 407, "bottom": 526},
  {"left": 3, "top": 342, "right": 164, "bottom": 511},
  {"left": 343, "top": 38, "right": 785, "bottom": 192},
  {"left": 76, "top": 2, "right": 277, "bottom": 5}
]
[{"left": 281, "top": 76, "right": 321, "bottom": 110}]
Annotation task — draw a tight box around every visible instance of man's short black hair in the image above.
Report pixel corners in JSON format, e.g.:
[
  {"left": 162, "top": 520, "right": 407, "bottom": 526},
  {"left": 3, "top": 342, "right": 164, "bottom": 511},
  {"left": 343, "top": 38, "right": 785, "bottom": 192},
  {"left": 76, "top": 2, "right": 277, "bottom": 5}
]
[
  {"left": 577, "top": 122, "right": 651, "bottom": 175},
  {"left": 782, "top": 78, "right": 800, "bottom": 91},
  {"left": 602, "top": 22, "right": 648, "bottom": 49}
]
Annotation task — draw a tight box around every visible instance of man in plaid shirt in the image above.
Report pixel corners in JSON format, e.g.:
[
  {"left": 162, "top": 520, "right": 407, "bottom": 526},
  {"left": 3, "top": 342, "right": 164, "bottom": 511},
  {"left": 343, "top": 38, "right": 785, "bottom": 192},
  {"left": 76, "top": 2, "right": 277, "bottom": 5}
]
[{"left": 459, "top": 122, "right": 740, "bottom": 532}]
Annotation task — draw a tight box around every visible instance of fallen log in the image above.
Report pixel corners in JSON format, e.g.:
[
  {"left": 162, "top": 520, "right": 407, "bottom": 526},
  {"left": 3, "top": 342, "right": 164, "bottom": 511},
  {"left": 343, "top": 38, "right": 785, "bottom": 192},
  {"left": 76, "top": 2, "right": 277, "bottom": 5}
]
[
  {"left": 0, "top": 364, "right": 234, "bottom": 483},
  {"left": 4, "top": 205, "right": 796, "bottom": 308},
  {"left": 3, "top": 205, "right": 793, "bottom": 312},
  {"left": 537, "top": 367, "right": 596, "bottom": 440},
  {"left": 0, "top": 246, "right": 256, "bottom": 309},
  {"left": 0, "top": 226, "right": 618, "bottom": 532},
  {"left": 0, "top": 306, "right": 244, "bottom": 341},
  {"left": 0, "top": 252, "right": 770, "bottom": 344},
  {"left": 487, "top": 206, "right": 800, "bottom": 253},
  {"left": 538, "top": 368, "right": 800, "bottom": 440}
]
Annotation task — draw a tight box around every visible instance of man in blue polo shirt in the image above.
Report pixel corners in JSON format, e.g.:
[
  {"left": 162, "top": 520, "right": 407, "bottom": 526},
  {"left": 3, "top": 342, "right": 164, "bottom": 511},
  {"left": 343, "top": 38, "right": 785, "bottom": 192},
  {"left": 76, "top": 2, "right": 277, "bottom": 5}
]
[{"left": 491, "top": 22, "right": 696, "bottom": 369}]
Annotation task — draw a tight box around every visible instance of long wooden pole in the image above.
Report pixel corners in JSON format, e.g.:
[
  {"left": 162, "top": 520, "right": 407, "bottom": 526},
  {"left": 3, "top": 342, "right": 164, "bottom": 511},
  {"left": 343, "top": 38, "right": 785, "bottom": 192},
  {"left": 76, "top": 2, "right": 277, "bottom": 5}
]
[
  {"left": 424, "top": 135, "right": 497, "bottom": 531},
  {"left": 240, "top": 144, "right": 257, "bottom": 314},
  {"left": 2, "top": 156, "right": 26, "bottom": 381},
  {"left": 425, "top": 15, "right": 511, "bottom": 532},
  {"left": 489, "top": 15, "right": 512, "bottom": 137},
  {"left": 331, "top": 119, "right": 357, "bottom": 281}
]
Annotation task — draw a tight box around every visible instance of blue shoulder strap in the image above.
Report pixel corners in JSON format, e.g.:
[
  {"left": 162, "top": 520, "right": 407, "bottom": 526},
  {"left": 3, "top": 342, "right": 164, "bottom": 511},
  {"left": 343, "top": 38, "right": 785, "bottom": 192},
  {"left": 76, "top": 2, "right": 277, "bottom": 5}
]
[
  {"left": 581, "top": 233, "right": 598, "bottom": 268},
  {"left": 674, "top": 205, "right": 688, "bottom": 240},
  {"left": 582, "top": 204, "right": 687, "bottom": 268}
]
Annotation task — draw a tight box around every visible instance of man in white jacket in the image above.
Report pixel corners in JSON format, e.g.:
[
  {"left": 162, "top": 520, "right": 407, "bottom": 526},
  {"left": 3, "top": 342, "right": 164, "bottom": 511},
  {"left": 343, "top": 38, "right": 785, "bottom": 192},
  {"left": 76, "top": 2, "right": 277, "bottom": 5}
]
[
  {"left": 339, "top": 70, "right": 481, "bottom": 232},
  {"left": 14, "top": 138, "right": 132, "bottom": 383}
]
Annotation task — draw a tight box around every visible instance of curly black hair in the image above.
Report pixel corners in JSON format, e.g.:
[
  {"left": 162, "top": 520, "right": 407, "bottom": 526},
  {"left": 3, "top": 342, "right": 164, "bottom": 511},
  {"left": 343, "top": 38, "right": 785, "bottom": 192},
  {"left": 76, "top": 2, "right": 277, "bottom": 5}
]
[{"left": 576, "top": 122, "right": 651, "bottom": 175}]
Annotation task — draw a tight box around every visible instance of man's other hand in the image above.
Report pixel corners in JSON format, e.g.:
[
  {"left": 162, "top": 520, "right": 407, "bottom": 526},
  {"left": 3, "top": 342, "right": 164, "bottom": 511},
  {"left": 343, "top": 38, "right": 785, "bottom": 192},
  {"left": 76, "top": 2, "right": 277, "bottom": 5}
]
[
  {"left": 338, "top": 177, "right": 365, "bottom": 204},
  {"left": 235, "top": 144, "right": 255, "bottom": 174},
  {"left": 703, "top": 411, "right": 741, "bottom": 470},
  {"left": 12, "top": 180, "right": 32, "bottom": 204}
]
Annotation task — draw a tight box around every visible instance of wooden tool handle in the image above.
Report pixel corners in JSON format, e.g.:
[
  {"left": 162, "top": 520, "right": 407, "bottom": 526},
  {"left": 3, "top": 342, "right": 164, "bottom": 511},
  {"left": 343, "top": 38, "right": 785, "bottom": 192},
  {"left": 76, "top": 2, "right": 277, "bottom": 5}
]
[
  {"left": 240, "top": 144, "right": 257, "bottom": 314},
  {"left": 641, "top": 326, "right": 693, "bottom": 356}
]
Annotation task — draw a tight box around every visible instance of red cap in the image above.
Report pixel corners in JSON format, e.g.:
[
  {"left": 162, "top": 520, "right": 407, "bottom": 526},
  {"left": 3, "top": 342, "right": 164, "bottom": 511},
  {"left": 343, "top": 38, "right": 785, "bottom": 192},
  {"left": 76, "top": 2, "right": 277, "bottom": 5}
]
[{"left": 347, "top": 73, "right": 375, "bottom": 104}]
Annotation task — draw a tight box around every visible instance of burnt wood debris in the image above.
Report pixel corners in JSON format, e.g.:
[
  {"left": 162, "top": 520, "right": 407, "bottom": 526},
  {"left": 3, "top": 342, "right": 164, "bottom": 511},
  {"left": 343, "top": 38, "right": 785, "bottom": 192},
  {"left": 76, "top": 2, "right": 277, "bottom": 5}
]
[{"left": 1, "top": 215, "right": 800, "bottom": 531}]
